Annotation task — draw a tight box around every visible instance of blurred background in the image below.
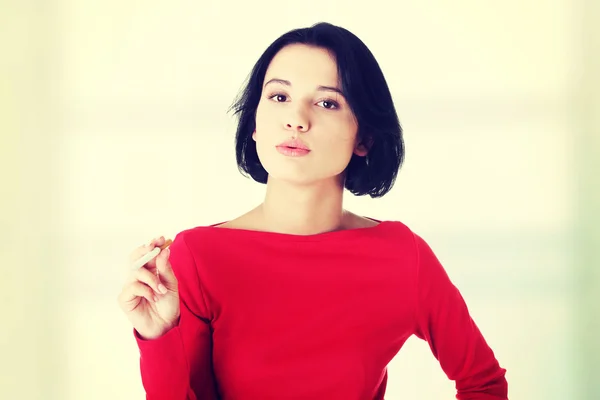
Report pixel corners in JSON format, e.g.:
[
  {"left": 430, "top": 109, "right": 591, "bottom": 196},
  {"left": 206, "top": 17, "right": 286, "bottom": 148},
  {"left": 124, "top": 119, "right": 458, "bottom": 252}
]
[{"left": 2, "top": 0, "right": 598, "bottom": 399}]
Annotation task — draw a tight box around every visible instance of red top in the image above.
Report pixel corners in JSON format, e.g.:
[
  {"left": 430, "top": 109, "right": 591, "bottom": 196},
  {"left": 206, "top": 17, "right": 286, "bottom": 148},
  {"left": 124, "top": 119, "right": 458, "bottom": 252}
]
[{"left": 135, "top": 220, "right": 508, "bottom": 399}]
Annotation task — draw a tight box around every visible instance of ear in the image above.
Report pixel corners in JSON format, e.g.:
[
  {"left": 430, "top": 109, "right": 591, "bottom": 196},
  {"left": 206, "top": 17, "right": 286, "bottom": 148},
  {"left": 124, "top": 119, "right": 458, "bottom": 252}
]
[
  {"left": 353, "top": 144, "right": 368, "bottom": 157},
  {"left": 252, "top": 130, "right": 257, "bottom": 141},
  {"left": 353, "top": 136, "right": 372, "bottom": 157}
]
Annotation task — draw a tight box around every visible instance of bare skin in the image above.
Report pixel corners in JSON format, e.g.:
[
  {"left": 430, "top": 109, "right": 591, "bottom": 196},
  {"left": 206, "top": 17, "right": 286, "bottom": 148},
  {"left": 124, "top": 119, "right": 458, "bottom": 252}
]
[
  {"left": 214, "top": 207, "right": 379, "bottom": 234},
  {"left": 118, "top": 236, "right": 179, "bottom": 340}
]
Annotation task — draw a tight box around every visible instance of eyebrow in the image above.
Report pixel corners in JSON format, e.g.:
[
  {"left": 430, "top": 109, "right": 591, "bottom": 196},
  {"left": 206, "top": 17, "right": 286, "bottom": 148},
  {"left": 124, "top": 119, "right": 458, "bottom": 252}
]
[{"left": 264, "top": 78, "right": 345, "bottom": 97}]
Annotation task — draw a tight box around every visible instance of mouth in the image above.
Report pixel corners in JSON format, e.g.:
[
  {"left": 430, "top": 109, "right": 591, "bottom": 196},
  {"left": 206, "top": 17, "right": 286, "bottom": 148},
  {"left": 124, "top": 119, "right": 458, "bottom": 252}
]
[
  {"left": 275, "top": 139, "right": 311, "bottom": 157},
  {"left": 277, "top": 139, "right": 310, "bottom": 151}
]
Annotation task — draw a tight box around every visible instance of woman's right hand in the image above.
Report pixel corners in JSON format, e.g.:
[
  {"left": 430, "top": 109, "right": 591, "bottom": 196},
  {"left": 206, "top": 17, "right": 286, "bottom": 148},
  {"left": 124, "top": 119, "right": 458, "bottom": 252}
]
[{"left": 118, "top": 236, "right": 181, "bottom": 340}]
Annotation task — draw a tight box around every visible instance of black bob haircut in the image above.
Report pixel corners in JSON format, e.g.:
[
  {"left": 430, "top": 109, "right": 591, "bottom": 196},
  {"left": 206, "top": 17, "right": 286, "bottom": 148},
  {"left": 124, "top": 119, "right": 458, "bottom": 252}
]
[{"left": 229, "top": 22, "right": 404, "bottom": 198}]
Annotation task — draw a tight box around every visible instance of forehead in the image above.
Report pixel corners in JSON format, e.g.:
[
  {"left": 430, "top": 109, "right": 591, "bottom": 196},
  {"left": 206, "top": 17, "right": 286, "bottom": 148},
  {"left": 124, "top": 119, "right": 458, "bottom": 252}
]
[{"left": 265, "top": 44, "right": 339, "bottom": 86}]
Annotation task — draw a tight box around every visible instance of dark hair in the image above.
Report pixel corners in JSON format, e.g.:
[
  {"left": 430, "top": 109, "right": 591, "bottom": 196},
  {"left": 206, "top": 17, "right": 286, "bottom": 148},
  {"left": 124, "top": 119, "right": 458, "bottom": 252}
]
[{"left": 229, "top": 22, "right": 404, "bottom": 198}]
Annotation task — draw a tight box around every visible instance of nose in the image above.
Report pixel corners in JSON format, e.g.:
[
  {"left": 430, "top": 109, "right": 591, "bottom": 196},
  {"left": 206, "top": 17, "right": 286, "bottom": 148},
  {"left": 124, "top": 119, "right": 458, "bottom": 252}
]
[
  {"left": 286, "top": 122, "right": 308, "bottom": 132},
  {"left": 284, "top": 108, "right": 310, "bottom": 133}
]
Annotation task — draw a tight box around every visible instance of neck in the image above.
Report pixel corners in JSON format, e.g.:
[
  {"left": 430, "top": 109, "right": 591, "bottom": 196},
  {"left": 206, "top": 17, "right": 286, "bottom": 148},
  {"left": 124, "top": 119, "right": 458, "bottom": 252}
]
[{"left": 257, "top": 177, "right": 347, "bottom": 235}]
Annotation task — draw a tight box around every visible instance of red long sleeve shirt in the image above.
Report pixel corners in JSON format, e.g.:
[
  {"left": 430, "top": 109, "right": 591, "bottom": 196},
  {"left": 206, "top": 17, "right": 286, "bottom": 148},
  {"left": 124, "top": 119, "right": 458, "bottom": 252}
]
[{"left": 134, "top": 220, "right": 508, "bottom": 399}]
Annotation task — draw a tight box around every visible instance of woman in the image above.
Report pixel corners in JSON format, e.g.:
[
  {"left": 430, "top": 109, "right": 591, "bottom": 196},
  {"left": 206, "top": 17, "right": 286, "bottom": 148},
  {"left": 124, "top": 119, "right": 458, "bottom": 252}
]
[{"left": 118, "top": 22, "right": 508, "bottom": 399}]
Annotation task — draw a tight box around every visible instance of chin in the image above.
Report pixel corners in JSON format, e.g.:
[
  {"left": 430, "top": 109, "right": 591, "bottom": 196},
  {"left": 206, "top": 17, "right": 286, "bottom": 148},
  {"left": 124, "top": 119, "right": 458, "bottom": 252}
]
[
  {"left": 258, "top": 150, "right": 347, "bottom": 186},
  {"left": 265, "top": 169, "right": 317, "bottom": 186},
  {"left": 265, "top": 165, "right": 345, "bottom": 188}
]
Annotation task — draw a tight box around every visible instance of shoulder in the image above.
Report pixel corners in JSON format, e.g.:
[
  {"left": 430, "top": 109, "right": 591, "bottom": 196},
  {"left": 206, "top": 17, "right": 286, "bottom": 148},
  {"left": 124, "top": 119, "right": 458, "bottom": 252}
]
[
  {"left": 372, "top": 219, "right": 440, "bottom": 263},
  {"left": 374, "top": 219, "right": 419, "bottom": 244},
  {"left": 166, "top": 222, "right": 227, "bottom": 285},
  {"left": 161, "top": 222, "right": 233, "bottom": 274},
  {"left": 170, "top": 221, "right": 229, "bottom": 252}
]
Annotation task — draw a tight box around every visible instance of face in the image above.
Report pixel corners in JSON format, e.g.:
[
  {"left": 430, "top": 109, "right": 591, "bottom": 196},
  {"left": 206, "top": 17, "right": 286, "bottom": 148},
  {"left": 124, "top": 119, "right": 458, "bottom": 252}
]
[{"left": 252, "top": 44, "right": 368, "bottom": 186}]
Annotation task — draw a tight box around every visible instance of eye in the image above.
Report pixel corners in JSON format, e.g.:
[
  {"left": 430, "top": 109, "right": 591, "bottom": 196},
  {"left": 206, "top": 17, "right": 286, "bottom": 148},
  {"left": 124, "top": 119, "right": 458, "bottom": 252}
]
[
  {"left": 268, "top": 93, "right": 288, "bottom": 102},
  {"left": 317, "top": 99, "right": 339, "bottom": 110}
]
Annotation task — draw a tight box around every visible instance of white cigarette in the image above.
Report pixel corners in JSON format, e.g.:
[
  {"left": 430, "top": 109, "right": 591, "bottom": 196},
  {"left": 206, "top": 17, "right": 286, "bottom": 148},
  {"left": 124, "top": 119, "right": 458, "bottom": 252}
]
[{"left": 131, "top": 247, "right": 161, "bottom": 270}]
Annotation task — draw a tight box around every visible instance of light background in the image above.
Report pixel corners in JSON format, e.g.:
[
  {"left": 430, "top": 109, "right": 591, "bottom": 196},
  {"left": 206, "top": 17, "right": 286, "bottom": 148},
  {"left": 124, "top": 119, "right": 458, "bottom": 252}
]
[{"left": 2, "top": 1, "right": 599, "bottom": 399}]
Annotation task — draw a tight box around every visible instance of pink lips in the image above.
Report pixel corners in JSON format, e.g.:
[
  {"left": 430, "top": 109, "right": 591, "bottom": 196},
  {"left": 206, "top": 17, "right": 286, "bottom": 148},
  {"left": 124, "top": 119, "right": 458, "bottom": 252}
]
[{"left": 276, "top": 139, "right": 311, "bottom": 157}]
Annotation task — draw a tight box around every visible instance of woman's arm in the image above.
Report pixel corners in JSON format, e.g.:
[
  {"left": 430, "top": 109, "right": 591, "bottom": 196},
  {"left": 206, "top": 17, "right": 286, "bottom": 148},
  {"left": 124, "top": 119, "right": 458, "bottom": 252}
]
[
  {"left": 135, "top": 233, "right": 219, "bottom": 400},
  {"left": 412, "top": 233, "right": 508, "bottom": 399}
]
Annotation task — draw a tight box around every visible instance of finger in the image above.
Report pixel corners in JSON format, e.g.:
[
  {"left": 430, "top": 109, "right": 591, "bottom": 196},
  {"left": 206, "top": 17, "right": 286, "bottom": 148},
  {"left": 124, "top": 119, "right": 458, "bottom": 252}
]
[
  {"left": 118, "top": 281, "right": 158, "bottom": 307},
  {"left": 130, "top": 247, "right": 160, "bottom": 271},
  {"left": 128, "top": 237, "right": 169, "bottom": 267},
  {"left": 155, "top": 248, "right": 177, "bottom": 289},
  {"left": 129, "top": 244, "right": 153, "bottom": 265},
  {"left": 130, "top": 266, "right": 168, "bottom": 295},
  {"left": 150, "top": 236, "right": 166, "bottom": 248},
  {"left": 158, "top": 238, "right": 173, "bottom": 250}
]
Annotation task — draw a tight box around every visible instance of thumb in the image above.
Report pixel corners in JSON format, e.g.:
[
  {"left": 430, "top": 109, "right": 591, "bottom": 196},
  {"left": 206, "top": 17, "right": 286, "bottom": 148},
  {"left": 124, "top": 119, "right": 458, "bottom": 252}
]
[{"left": 156, "top": 248, "right": 178, "bottom": 289}]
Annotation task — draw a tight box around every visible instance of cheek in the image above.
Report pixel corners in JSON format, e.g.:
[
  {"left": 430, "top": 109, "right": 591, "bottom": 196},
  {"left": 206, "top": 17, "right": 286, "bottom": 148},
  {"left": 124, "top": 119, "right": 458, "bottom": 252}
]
[
  {"left": 322, "top": 117, "right": 359, "bottom": 148},
  {"left": 255, "top": 99, "right": 276, "bottom": 123},
  {"left": 253, "top": 104, "right": 275, "bottom": 139},
  {"left": 316, "top": 129, "right": 358, "bottom": 169}
]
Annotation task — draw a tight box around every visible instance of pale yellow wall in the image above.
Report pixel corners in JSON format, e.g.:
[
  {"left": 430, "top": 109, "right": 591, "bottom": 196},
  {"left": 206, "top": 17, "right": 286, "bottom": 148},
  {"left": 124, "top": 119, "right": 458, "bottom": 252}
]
[
  {"left": 2, "top": 1, "right": 597, "bottom": 399},
  {"left": 573, "top": 0, "right": 600, "bottom": 398}
]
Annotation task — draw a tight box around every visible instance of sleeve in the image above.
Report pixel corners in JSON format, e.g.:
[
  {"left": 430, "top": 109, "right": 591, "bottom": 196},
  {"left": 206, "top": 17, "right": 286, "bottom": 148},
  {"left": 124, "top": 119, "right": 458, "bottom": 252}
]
[
  {"left": 412, "top": 233, "right": 508, "bottom": 399},
  {"left": 134, "top": 232, "right": 219, "bottom": 400}
]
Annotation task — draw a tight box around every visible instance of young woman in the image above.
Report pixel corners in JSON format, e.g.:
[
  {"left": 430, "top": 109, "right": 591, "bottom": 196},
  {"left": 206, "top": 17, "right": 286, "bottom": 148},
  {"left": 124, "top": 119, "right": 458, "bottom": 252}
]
[{"left": 118, "top": 22, "right": 508, "bottom": 400}]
